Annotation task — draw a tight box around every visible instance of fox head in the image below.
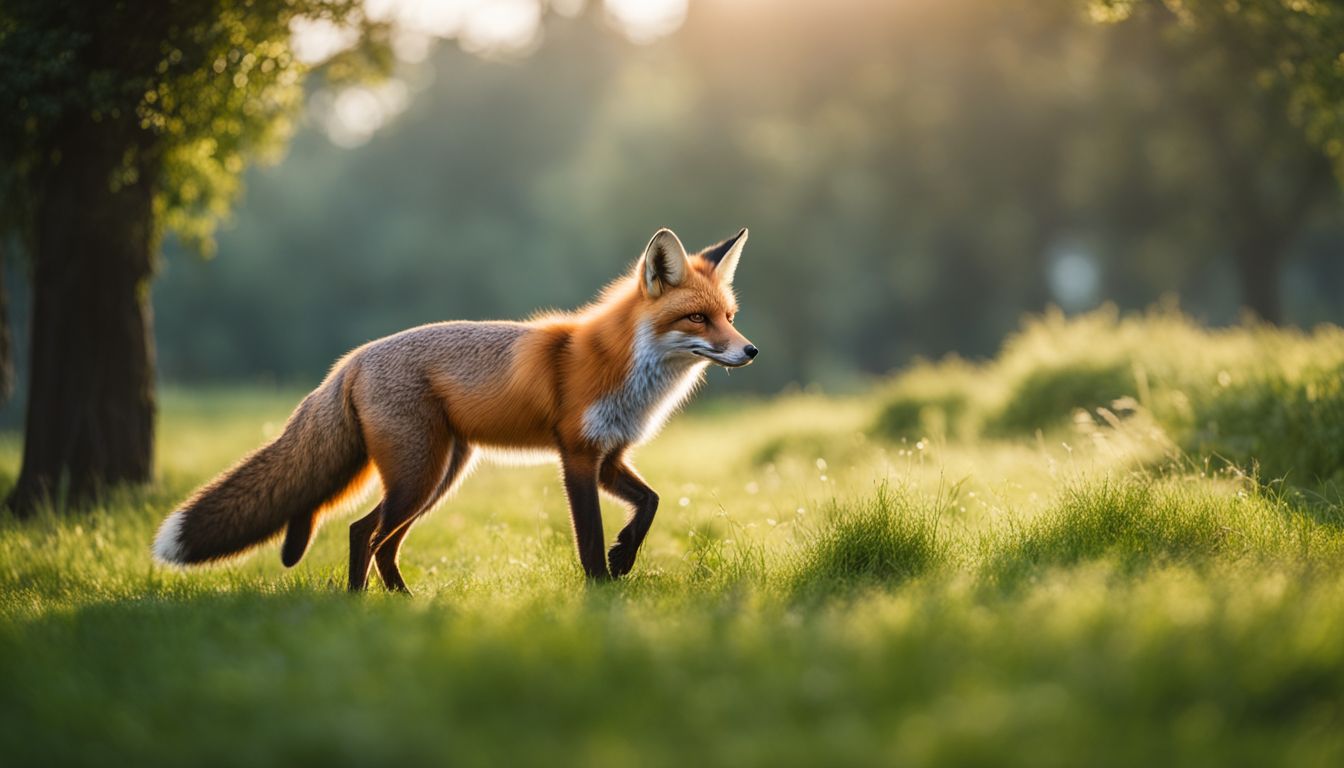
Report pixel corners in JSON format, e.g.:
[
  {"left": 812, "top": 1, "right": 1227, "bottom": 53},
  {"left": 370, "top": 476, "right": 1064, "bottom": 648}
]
[{"left": 635, "top": 227, "right": 758, "bottom": 368}]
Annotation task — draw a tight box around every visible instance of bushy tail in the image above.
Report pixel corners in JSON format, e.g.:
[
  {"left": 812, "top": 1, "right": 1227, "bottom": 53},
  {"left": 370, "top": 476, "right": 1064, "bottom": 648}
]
[{"left": 153, "top": 370, "right": 373, "bottom": 566}]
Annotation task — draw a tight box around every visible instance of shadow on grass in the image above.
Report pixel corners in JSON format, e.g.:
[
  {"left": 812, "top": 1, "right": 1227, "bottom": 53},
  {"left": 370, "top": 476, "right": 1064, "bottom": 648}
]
[{"left": 0, "top": 585, "right": 681, "bottom": 767}]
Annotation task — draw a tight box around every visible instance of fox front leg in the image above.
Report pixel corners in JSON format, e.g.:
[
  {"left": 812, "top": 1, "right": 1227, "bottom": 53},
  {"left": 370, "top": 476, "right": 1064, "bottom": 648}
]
[
  {"left": 561, "top": 452, "right": 611, "bottom": 580},
  {"left": 600, "top": 455, "right": 659, "bottom": 578}
]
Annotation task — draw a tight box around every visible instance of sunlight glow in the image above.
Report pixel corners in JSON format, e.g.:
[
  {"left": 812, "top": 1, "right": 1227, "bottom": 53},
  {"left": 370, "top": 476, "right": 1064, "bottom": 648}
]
[
  {"left": 293, "top": 0, "right": 687, "bottom": 147},
  {"left": 312, "top": 81, "right": 411, "bottom": 148},
  {"left": 365, "top": 0, "right": 542, "bottom": 55},
  {"left": 604, "top": 0, "right": 687, "bottom": 44},
  {"left": 458, "top": 0, "right": 543, "bottom": 56},
  {"left": 290, "top": 17, "right": 362, "bottom": 65}
]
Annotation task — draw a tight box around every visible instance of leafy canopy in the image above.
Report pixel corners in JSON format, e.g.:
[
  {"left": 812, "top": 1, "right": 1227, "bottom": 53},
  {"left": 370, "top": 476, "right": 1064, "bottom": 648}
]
[
  {"left": 0, "top": 0, "right": 391, "bottom": 253},
  {"left": 1091, "top": 0, "right": 1344, "bottom": 176}
]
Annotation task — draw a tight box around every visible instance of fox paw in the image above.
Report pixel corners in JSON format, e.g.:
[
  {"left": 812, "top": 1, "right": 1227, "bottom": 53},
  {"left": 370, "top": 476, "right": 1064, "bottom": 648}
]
[{"left": 608, "top": 541, "right": 638, "bottom": 578}]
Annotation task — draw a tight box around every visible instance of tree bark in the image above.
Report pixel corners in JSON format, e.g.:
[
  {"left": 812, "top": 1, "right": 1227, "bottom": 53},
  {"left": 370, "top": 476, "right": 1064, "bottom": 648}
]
[
  {"left": 1228, "top": 157, "right": 1333, "bottom": 325},
  {"left": 0, "top": 239, "right": 13, "bottom": 404},
  {"left": 6, "top": 120, "right": 157, "bottom": 516},
  {"left": 1234, "top": 238, "right": 1283, "bottom": 324}
]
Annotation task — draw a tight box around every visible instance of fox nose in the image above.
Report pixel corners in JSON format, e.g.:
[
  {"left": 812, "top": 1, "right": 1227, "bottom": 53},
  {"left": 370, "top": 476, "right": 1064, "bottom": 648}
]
[{"left": 744, "top": 345, "right": 758, "bottom": 359}]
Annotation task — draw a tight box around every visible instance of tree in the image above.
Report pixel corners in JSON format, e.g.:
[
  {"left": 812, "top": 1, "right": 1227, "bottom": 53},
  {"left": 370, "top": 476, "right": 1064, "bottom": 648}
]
[
  {"left": 0, "top": 0, "right": 389, "bottom": 515},
  {"left": 1092, "top": 0, "right": 1344, "bottom": 322}
]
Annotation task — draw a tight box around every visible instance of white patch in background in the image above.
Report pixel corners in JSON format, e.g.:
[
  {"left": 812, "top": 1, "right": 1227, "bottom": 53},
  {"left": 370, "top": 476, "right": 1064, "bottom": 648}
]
[
  {"left": 582, "top": 321, "right": 707, "bottom": 451},
  {"left": 152, "top": 510, "right": 187, "bottom": 565},
  {"left": 1048, "top": 243, "right": 1101, "bottom": 312}
]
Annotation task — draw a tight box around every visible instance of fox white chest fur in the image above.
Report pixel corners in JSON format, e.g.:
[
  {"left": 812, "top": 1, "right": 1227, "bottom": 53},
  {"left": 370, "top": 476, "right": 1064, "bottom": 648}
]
[{"left": 581, "top": 321, "right": 708, "bottom": 451}]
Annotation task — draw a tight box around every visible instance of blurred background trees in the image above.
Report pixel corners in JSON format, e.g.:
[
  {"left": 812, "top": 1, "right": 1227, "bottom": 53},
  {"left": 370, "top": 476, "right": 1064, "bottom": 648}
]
[
  {"left": 1, "top": 0, "right": 1342, "bottom": 504},
  {"left": 121, "top": 0, "right": 1342, "bottom": 394}
]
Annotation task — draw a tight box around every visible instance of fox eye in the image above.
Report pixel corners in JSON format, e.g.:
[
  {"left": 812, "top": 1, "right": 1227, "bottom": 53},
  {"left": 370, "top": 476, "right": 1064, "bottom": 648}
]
[
  {"left": 727, "top": 313, "right": 736, "bottom": 324},
  {"left": 686, "top": 313, "right": 707, "bottom": 324}
]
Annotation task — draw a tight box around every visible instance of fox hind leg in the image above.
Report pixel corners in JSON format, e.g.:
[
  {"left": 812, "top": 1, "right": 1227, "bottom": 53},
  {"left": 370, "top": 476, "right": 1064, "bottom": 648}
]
[
  {"left": 348, "top": 408, "right": 453, "bottom": 592},
  {"left": 373, "top": 439, "right": 476, "bottom": 593},
  {"left": 348, "top": 502, "right": 386, "bottom": 591}
]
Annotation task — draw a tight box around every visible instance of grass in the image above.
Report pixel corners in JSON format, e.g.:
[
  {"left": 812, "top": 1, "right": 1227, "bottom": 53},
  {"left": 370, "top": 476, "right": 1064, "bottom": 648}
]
[
  {"left": 4, "top": 311, "right": 1344, "bottom": 765},
  {"left": 872, "top": 306, "right": 1344, "bottom": 488},
  {"left": 787, "top": 482, "right": 951, "bottom": 595}
]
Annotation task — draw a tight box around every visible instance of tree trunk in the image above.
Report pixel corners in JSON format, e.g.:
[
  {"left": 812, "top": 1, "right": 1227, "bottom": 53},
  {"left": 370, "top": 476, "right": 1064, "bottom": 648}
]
[
  {"left": 6, "top": 120, "right": 157, "bottom": 516},
  {"left": 0, "top": 239, "right": 13, "bottom": 403},
  {"left": 1235, "top": 240, "right": 1283, "bottom": 324},
  {"left": 1228, "top": 158, "right": 1333, "bottom": 326}
]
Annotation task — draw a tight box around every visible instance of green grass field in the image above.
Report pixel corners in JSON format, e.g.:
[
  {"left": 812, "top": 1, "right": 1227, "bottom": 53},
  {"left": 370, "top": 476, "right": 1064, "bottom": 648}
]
[{"left": 3, "top": 310, "right": 1344, "bottom": 767}]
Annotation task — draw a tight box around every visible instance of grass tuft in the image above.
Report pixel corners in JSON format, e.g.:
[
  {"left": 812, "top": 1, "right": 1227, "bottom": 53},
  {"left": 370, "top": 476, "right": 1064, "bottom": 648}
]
[
  {"left": 984, "top": 359, "right": 1135, "bottom": 436},
  {"left": 983, "top": 477, "right": 1341, "bottom": 588},
  {"left": 789, "top": 483, "right": 949, "bottom": 594}
]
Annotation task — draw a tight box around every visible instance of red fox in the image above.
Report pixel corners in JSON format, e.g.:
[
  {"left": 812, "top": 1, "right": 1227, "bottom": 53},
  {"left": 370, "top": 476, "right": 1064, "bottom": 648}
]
[{"left": 153, "top": 228, "right": 756, "bottom": 592}]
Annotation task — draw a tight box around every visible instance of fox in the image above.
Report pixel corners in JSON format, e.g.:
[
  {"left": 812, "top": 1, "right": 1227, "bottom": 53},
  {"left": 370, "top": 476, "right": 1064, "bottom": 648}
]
[{"left": 152, "top": 227, "right": 757, "bottom": 592}]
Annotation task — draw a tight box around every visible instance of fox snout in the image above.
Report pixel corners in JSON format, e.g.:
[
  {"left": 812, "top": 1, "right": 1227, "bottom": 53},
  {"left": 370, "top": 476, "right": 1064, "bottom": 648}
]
[
  {"left": 731, "top": 342, "right": 759, "bottom": 367},
  {"left": 697, "top": 341, "right": 758, "bottom": 368}
]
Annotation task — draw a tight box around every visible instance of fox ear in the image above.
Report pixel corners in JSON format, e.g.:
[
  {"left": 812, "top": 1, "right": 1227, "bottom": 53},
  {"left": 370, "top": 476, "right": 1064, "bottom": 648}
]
[
  {"left": 700, "top": 228, "right": 748, "bottom": 286},
  {"left": 641, "top": 228, "right": 690, "bottom": 297}
]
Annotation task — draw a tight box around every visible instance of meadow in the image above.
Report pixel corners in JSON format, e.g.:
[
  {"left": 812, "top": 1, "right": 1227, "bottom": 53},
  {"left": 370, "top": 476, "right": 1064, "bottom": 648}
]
[{"left": 2, "top": 309, "right": 1343, "bottom": 767}]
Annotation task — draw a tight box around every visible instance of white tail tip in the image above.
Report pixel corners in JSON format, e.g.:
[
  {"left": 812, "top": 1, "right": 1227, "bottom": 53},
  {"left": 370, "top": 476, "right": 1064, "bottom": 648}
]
[{"left": 152, "top": 510, "right": 188, "bottom": 565}]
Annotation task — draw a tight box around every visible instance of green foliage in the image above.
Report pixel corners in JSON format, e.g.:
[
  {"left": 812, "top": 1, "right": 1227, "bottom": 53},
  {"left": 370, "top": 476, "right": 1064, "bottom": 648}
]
[
  {"left": 0, "top": 0, "right": 389, "bottom": 252},
  {"left": 1196, "top": 359, "right": 1344, "bottom": 487},
  {"left": 4, "top": 385, "right": 1344, "bottom": 764},
  {"left": 984, "top": 479, "right": 1332, "bottom": 587},
  {"left": 788, "top": 483, "right": 950, "bottom": 594},
  {"left": 874, "top": 307, "right": 1344, "bottom": 490},
  {"left": 873, "top": 394, "right": 970, "bottom": 442},
  {"left": 985, "top": 360, "right": 1135, "bottom": 436},
  {"left": 1093, "top": 0, "right": 1344, "bottom": 175}
]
